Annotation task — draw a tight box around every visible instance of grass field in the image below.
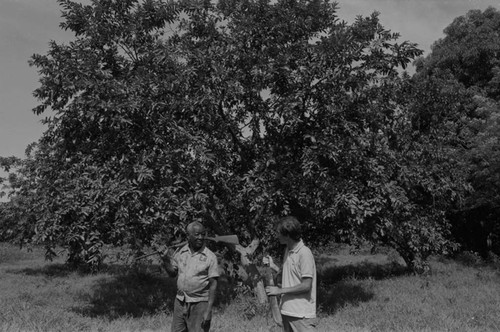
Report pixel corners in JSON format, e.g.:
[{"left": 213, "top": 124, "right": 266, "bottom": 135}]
[{"left": 1, "top": 243, "right": 500, "bottom": 332}]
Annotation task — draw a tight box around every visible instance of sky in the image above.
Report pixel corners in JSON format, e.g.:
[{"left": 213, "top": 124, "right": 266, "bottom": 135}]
[{"left": 1, "top": 0, "right": 500, "bottom": 161}]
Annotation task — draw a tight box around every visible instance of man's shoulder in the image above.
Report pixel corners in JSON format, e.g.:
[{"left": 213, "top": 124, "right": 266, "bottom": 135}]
[
  {"left": 177, "top": 244, "right": 190, "bottom": 254},
  {"left": 301, "top": 243, "right": 313, "bottom": 253},
  {"left": 298, "top": 244, "right": 315, "bottom": 259},
  {"left": 202, "top": 246, "right": 218, "bottom": 260},
  {"left": 175, "top": 244, "right": 187, "bottom": 254}
]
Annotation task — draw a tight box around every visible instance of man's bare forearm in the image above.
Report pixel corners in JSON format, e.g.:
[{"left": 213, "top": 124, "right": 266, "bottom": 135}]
[
  {"left": 279, "top": 277, "right": 312, "bottom": 295},
  {"left": 206, "top": 278, "right": 217, "bottom": 315},
  {"left": 162, "top": 258, "right": 178, "bottom": 278},
  {"left": 266, "top": 277, "right": 312, "bottom": 296}
]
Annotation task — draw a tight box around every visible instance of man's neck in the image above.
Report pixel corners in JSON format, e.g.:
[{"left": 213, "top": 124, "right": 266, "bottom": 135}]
[
  {"left": 287, "top": 239, "right": 301, "bottom": 251},
  {"left": 189, "top": 244, "right": 204, "bottom": 253}
]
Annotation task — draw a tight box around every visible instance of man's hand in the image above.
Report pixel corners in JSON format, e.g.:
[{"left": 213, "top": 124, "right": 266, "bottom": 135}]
[
  {"left": 262, "top": 255, "right": 280, "bottom": 273},
  {"left": 161, "top": 248, "right": 178, "bottom": 277},
  {"left": 160, "top": 252, "right": 171, "bottom": 265},
  {"left": 201, "top": 309, "right": 212, "bottom": 329},
  {"left": 161, "top": 248, "right": 177, "bottom": 263},
  {"left": 265, "top": 285, "right": 281, "bottom": 296}
]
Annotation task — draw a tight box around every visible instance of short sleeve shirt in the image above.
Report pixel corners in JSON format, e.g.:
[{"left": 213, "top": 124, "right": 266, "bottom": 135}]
[
  {"left": 172, "top": 244, "right": 219, "bottom": 303},
  {"left": 280, "top": 240, "right": 317, "bottom": 318}
]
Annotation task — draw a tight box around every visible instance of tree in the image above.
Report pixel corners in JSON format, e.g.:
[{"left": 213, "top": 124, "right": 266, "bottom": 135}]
[
  {"left": 414, "top": 7, "right": 500, "bottom": 257},
  {"left": 3, "top": 0, "right": 462, "bottom": 280},
  {"left": 460, "top": 97, "right": 500, "bottom": 255},
  {"left": 416, "top": 7, "right": 500, "bottom": 100}
]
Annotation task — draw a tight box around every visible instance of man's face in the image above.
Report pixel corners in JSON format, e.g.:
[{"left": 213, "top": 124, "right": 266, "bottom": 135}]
[
  {"left": 188, "top": 225, "right": 206, "bottom": 251},
  {"left": 278, "top": 233, "right": 287, "bottom": 245}
]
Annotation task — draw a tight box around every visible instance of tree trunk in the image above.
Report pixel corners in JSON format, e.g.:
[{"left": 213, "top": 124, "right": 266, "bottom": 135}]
[
  {"left": 203, "top": 203, "right": 270, "bottom": 303},
  {"left": 263, "top": 266, "right": 283, "bottom": 327},
  {"left": 235, "top": 239, "right": 267, "bottom": 304},
  {"left": 397, "top": 248, "right": 429, "bottom": 274}
]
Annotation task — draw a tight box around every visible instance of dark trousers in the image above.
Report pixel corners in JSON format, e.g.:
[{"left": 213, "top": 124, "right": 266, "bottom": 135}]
[
  {"left": 171, "top": 298, "right": 210, "bottom": 332},
  {"left": 281, "top": 315, "right": 318, "bottom": 332}
]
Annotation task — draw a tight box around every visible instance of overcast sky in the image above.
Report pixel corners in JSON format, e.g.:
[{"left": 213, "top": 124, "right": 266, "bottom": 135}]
[{"left": 1, "top": 0, "right": 500, "bottom": 160}]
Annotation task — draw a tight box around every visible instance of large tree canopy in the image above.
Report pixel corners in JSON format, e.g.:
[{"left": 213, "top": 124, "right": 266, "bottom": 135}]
[{"left": 0, "top": 0, "right": 469, "bottom": 273}]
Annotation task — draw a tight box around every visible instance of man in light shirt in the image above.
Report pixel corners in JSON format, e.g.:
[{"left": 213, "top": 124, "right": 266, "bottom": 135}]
[
  {"left": 162, "top": 221, "right": 219, "bottom": 332},
  {"left": 265, "top": 216, "right": 317, "bottom": 332}
]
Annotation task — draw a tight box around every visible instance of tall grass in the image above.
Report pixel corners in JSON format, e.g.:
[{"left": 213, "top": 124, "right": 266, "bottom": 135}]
[{"left": 1, "top": 242, "right": 500, "bottom": 331}]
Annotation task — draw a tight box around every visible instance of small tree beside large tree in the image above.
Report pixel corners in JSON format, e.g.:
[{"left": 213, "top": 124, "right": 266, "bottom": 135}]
[{"left": 413, "top": 6, "right": 500, "bottom": 257}]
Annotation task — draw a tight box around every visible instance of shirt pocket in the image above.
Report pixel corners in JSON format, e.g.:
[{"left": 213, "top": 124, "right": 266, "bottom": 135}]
[{"left": 193, "top": 260, "right": 210, "bottom": 276}]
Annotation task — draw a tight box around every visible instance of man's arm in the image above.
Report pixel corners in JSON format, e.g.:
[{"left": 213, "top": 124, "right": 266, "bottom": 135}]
[
  {"left": 161, "top": 250, "right": 178, "bottom": 278},
  {"left": 265, "top": 277, "right": 312, "bottom": 296},
  {"left": 202, "top": 277, "right": 218, "bottom": 326}
]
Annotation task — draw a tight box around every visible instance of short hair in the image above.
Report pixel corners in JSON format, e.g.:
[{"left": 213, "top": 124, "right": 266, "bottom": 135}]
[
  {"left": 276, "top": 216, "right": 302, "bottom": 241},
  {"left": 186, "top": 221, "right": 204, "bottom": 235}
]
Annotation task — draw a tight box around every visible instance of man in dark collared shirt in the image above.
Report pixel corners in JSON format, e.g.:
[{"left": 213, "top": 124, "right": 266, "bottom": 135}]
[{"left": 163, "top": 222, "right": 219, "bottom": 332}]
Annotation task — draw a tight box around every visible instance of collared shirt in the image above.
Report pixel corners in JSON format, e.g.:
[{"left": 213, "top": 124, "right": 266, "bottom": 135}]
[
  {"left": 280, "top": 240, "right": 317, "bottom": 318},
  {"left": 172, "top": 244, "right": 219, "bottom": 303}
]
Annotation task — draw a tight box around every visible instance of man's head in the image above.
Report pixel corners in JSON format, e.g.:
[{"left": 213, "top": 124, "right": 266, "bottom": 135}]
[
  {"left": 186, "top": 221, "right": 206, "bottom": 251},
  {"left": 276, "top": 216, "right": 302, "bottom": 244}
]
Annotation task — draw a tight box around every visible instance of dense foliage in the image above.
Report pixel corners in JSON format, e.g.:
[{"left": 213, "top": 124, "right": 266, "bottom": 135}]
[
  {"left": 414, "top": 7, "right": 500, "bottom": 257},
  {"left": 1, "top": 0, "right": 486, "bottom": 272}
]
